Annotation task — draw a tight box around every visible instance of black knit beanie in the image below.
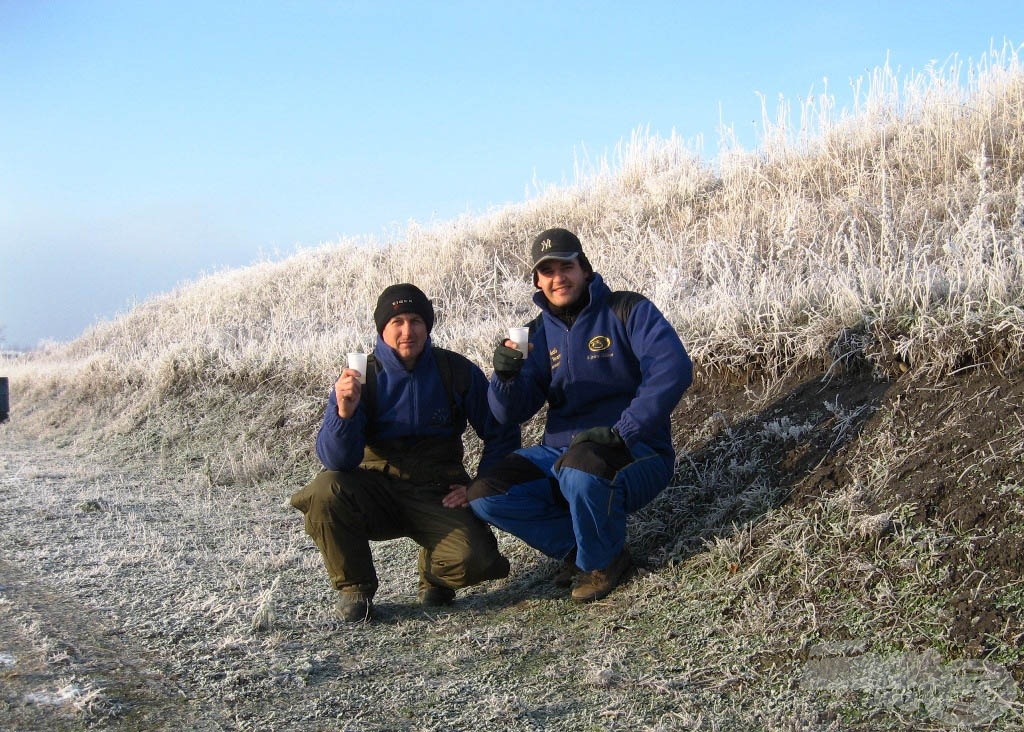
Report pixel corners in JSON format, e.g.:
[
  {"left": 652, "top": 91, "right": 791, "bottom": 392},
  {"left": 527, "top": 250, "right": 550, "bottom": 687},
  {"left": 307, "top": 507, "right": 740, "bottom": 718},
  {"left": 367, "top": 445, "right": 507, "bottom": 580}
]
[{"left": 373, "top": 283, "right": 435, "bottom": 334}]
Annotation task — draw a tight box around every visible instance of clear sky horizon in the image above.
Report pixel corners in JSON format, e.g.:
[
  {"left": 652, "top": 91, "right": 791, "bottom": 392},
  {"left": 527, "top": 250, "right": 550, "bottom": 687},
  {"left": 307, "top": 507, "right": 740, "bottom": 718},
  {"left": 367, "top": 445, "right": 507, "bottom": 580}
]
[{"left": 2, "top": 2, "right": 1022, "bottom": 349}]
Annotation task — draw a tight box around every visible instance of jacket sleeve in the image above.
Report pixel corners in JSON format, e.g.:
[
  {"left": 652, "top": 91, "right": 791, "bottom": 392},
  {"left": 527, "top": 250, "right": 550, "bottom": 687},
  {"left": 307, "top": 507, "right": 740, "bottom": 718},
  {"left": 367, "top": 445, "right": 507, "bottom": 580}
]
[
  {"left": 314, "top": 388, "right": 369, "bottom": 472},
  {"left": 465, "top": 365, "right": 521, "bottom": 476},
  {"left": 487, "top": 326, "right": 550, "bottom": 425},
  {"left": 613, "top": 299, "right": 693, "bottom": 448}
]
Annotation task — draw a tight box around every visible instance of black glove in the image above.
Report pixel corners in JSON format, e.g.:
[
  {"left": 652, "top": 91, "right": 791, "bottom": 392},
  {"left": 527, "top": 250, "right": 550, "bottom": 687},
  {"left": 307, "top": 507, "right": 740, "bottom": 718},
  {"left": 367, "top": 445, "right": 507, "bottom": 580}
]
[
  {"left": 554, "top": 426, "right": 628, "bottom": 471},
  {"left": 493, "top": 343, "right": 524, "bottom": 379},
  {"left": 569, "top": 426, "right": 624, "bottom": 448}
]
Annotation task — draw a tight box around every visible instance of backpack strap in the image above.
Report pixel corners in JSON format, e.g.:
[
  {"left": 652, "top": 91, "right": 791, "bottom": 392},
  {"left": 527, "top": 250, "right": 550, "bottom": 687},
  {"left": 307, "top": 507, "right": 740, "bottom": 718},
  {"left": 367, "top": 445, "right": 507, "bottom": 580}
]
[
  {"left": 607, "top": 291, "right": 645, "bottom": 369},
  {"left": 607, "top": 290, "right": 646, "bottom": 326},
  {"left": 432, "top": 347, "right": 473, "bottom": 426}
]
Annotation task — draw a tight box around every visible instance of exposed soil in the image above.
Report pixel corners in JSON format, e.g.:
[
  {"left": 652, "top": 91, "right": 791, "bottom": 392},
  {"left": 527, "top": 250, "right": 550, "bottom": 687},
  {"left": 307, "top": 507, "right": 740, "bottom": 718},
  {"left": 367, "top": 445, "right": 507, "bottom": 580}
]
[
  {"left": 798, "top": 369, "right": 1024, "bottom": 659},
  {"left": 676, "top": 362, "right": 1024, "bottom": 668}
]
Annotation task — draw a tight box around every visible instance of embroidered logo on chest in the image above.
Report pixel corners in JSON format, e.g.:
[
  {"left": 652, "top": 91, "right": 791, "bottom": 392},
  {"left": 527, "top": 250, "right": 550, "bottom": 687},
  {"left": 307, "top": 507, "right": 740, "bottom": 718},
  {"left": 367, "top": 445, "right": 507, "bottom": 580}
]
[{"left": 588, "top": 336, "right": 612, "bottom": 352}]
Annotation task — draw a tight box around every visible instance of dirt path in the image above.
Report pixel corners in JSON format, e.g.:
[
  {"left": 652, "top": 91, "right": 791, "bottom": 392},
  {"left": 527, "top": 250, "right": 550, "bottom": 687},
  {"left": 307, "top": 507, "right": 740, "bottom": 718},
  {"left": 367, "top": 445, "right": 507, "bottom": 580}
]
[
  {"left": 0, "top": 432, "right": 575, "bottom": 731},
  {"left": 0, "top": 437, "right": 210, "bottom": 730},
  {"left": 0, "top": 556, "right": 189, "bottom": 730}
]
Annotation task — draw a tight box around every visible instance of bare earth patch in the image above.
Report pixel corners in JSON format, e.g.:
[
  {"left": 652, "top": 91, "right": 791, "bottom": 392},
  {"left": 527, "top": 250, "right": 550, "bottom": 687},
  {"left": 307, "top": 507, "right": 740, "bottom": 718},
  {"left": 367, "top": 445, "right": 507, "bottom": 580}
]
[
  {"left": 1, "top": 365, "right": 1023, "bottom": 730},
  {"left": 789, "top": 369, "right": 1024, "bottom": 660}
]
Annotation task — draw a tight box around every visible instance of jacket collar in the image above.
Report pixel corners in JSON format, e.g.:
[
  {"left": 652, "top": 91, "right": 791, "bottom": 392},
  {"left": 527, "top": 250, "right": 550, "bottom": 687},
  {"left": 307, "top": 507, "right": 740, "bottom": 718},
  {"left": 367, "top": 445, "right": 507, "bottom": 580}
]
[{"left": 373, "top": 335, "right": 435, "bottom": 373}]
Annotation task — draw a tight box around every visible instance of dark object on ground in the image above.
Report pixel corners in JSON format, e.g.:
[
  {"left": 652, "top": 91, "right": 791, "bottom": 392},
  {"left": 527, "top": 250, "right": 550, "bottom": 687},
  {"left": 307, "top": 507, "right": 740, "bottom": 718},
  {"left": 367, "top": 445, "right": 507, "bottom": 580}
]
[{"left": 0, "top": 376, "right": 8, "bottom": 423}]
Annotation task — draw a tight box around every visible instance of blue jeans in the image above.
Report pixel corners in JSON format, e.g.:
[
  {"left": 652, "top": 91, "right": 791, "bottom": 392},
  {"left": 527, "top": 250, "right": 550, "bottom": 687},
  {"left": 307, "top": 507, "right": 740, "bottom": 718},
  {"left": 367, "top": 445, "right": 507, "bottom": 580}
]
[{"left": 468, "top": 441, "right": 671, "bottom": 571}]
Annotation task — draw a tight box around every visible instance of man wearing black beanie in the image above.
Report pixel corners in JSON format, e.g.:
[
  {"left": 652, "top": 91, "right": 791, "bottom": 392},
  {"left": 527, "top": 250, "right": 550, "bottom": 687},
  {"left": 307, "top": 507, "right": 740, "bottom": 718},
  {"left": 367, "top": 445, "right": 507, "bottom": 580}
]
[
  {"left": 290, "top": 283, "right": 517, "bottom": 621},
  {"left": 372, "top": 283, "right": 435, "bottom": 342}
]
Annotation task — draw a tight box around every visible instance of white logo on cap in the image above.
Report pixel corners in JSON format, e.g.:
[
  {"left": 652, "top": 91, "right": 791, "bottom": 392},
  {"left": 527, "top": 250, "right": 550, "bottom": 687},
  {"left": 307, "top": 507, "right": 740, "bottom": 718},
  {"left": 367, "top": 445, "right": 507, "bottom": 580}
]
[{"left": 540, "top": 239, "right": 553, "bottom": 251}]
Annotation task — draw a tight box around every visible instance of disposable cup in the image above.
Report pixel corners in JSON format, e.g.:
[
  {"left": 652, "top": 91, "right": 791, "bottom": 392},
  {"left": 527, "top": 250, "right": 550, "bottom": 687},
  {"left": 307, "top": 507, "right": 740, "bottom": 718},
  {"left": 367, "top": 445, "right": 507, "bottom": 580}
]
[
  {"left": 509, "top": 327, "right": 530, "bottom": 353},
  {"left": 347, "top": 352, "right": 368, "bottom": 384}
]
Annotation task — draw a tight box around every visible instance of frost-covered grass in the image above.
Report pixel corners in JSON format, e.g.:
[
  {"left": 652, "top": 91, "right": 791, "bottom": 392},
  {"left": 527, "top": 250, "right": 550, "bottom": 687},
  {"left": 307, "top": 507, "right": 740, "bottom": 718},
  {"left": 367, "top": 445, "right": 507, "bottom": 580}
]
[
  {"left": 5, "top": 45, "right": 1024, "bottom": 451},
  {"left": 3, "top": 376, "right": 1023, "bottom": 730},
  {"left": 2, "top": 46, "right": 1024, "bottom": 730}
]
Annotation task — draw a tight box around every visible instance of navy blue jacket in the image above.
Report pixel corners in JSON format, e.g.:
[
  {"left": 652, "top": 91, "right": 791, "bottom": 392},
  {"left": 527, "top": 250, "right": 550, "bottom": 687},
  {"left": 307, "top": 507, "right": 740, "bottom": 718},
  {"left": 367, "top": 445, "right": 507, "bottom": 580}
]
[
  {"left": 489, "top": 274, "right": 692, "bottom": 468},
  {"left": 316, "top": 336, "right": 520, "bottom": 476}
]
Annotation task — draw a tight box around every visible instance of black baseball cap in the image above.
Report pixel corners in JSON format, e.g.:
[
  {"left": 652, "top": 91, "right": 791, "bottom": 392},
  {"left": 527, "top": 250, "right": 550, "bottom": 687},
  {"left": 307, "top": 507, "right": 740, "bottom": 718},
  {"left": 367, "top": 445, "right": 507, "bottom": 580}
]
[{"left": 530, "top": 228, "right": 584, "bottom": 269}]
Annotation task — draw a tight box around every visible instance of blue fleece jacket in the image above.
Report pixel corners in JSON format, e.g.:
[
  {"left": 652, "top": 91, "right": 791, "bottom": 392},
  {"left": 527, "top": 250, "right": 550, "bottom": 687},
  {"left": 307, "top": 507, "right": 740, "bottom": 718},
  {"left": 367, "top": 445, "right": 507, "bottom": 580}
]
[
  {"left": 316, "top": 336, "right": 519, "bottom": 475},
  {"left": 488, "top": 274, "right": 692, "bottom": 467}
]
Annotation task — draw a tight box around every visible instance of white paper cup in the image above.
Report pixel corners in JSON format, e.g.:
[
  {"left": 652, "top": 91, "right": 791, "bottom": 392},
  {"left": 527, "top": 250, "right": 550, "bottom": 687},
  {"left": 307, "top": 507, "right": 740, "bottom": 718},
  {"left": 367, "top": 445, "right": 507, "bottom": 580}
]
[
  {"left": 509, "top": 327, "right": 529, "bottom": 353},
  {"left": 347, "top": 352, "right": 368, "bottom": 384}
]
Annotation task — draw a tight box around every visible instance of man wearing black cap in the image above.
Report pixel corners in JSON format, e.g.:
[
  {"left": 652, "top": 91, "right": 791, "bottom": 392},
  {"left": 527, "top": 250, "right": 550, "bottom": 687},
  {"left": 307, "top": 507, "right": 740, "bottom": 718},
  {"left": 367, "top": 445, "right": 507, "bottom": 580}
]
[
  {"left": 290, "top": 284, "right": 517, "bottom": 621},
  {"left": 467, "top": 228, "right": 693, "bottom": 603}
]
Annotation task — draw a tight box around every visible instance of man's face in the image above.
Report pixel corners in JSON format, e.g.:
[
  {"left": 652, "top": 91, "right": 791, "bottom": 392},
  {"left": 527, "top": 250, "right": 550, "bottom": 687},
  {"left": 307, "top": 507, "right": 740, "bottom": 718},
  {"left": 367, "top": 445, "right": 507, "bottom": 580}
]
[
  {"left": 535, "top": 258, "right": 587, "bottom": 308},
  {"left": 381, "top": 313, "right": 428, "bottom": 366}
]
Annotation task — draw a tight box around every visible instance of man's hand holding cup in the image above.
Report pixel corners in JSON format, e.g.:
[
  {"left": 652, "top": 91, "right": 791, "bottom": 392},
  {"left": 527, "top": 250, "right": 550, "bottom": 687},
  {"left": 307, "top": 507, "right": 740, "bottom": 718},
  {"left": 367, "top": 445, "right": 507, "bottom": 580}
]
[
  {"left": 493, "top": 327, "right": 530, "bottom": 380},
  {"left": 336, "top": 352, "right": 368, "bottom": 418}
]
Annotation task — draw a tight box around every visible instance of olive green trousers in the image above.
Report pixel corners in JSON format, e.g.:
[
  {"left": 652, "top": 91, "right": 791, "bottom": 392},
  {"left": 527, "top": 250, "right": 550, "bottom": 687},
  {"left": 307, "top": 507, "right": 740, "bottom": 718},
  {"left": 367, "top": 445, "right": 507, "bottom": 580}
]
[{"left": 290, "top": 469, "right": 509, "bottom": 597}]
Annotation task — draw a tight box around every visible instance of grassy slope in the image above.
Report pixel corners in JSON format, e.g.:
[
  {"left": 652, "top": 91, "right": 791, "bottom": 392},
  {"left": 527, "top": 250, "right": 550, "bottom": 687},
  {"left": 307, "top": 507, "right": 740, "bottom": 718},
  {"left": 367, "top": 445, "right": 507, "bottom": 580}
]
[{"left": 3, "top": 50, "right": 1024, "bottom": 728}]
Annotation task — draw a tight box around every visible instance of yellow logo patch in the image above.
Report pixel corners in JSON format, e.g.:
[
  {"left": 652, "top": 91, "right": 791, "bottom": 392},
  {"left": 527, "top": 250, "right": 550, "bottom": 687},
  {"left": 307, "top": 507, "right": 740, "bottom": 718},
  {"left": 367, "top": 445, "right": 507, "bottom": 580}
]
[{"left": 588, "top": 336, "right": 612, "bottom": 352}]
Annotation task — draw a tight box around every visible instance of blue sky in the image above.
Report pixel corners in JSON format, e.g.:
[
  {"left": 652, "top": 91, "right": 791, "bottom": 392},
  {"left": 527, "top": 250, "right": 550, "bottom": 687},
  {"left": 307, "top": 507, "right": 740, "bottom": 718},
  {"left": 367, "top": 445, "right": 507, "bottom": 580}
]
[{"left": 2, "top": 1, "right": 1021, "bottom": 348}]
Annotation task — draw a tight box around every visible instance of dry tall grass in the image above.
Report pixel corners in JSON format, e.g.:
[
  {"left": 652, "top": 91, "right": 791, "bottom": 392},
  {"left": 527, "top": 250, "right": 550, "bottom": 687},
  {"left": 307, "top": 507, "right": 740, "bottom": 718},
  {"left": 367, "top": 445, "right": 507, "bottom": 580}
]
[{"left": 4, "top": 44, "right": 1023, "bottom": 469}]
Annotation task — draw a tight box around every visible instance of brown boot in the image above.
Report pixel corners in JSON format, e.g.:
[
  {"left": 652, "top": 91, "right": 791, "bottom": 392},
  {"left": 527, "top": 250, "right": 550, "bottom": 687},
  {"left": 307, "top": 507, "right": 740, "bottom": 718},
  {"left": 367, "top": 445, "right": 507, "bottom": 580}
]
[
  {"left": 570, "top": 549, "right": 632, "bottom": 603},
  {"left": 336, "top": 590, "right": 374, "bottom": 622},
  {"left": 418, "top": 584, "right": 456, "bottom": 607}
]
